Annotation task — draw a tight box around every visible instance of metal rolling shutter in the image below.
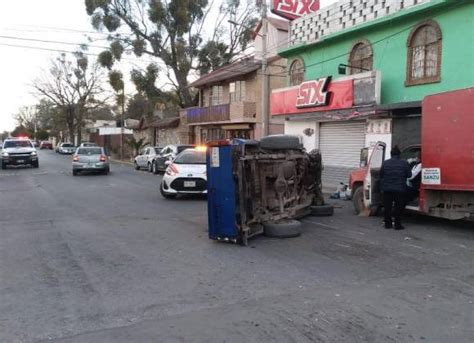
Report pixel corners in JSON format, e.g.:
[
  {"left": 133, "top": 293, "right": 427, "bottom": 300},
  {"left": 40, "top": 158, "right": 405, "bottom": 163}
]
[{"left": 319, "top": 121, "right": 366, "bottom": 190}]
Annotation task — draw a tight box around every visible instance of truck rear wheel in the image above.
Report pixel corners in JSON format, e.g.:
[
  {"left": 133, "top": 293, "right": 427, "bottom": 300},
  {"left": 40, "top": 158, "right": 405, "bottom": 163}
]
[
  {"left": 260, "top": 135, "right": 301, "bottom": 150},
  {"left": 263, "top": 220, "right": 301, "bottom": 238}
]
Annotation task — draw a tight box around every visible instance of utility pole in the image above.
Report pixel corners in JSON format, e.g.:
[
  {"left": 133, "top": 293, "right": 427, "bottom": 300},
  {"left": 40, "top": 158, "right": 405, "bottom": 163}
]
[
  {"left": 261, "top": 0, "right": 269, "bottom": 137},
  {"left": 121, "top": 83, "right": 125, "bottom": 161}
]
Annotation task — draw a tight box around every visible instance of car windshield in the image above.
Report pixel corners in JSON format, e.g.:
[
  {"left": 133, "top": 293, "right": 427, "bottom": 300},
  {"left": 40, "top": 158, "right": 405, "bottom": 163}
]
[
  {"left": 77, "top": 148, "right": 102, "bottom": 155},
  {"left": 177, "top": 145, "right": 195, "bottom": 153},
  {"left": 62, "top": 143, "right": 73, "bottom": 147},
  {"left": 173, "top": 150, "right": 206, "bottom": 165},
  {"left": 4, "top": 140, "right": 33, "bottom": 148}
]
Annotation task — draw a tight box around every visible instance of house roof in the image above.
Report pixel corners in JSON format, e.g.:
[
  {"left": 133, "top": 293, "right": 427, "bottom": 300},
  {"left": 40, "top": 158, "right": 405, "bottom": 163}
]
[
  {"left": 148, "top": 117, "right": 180, "bottom": 129},
  {"left": 188, "top": 57, "right": 261, "bottom": 88}
]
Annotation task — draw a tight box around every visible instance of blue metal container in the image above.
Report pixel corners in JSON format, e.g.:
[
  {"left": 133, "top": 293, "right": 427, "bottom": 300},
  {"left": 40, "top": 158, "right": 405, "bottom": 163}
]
[{"left": 206, "top": 143, "right": 238, "bottom": 242}]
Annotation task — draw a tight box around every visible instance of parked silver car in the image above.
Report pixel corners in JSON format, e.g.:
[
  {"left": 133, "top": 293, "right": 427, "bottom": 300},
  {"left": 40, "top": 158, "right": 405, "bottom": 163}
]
[
  {"left": 72, "top": 147, "right": 110, "bottom": 175},
  {"left": 57, "top": 142, "right": 75, "bottom": 154},
  {"left": 134, "top": 146, "right": 162, "bottom": 172}
]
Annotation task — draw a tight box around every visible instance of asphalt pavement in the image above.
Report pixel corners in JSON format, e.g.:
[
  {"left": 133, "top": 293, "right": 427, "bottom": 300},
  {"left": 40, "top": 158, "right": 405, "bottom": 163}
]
[{"left": 0, "top": 150, "right": 473, "bottom": 342}]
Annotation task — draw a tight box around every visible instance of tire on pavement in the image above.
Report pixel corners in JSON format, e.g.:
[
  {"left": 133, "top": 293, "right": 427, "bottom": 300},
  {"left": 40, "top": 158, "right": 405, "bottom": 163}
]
[
  {"left": 310, "top": 204, "right": 334, "bottom": 216},
  {"left": 259, "top": 135, "right": 301, "bottom": 150},
  {"left": 134, "top": 161, "right": 140, "bottom": 170},
  {"left": 32, "top": 161, "right": 39, "bottom": 168},
  {"left": 1, "top": 162, "right": 7, "bottom": 170},
  {"left": 147, "top": 162, "right": 152, "bottom": 172},
  {"left": 352, "top": 186, "right": 364, "bottom": 215},
  {"left": 263, "top": 219, "right": 302, "bottom": 238},
  {"left": 152, "top": 160, "right": 159, "bottom": 174},
  {"left": 72, "top": 170, "right": 78, "bottom": 176}
]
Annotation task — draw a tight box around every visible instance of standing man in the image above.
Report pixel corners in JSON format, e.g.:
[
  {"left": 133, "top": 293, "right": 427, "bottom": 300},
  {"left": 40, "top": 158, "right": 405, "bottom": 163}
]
[{"left": 380, "top": 146, "right": 412, "bottom": 230}]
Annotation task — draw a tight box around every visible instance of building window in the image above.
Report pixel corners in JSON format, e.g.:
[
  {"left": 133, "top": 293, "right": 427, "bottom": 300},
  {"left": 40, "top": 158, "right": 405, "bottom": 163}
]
[
  {"left": 406, "top": 20, "right": 442, "bottom": 86},
  {"left": 289, "top": 58, "right": 304, "bottom": 86},
  {"left": 211, "top": 85, "right": 224, "bottom": 106},
  {"left": 229, "top": 81, "right": 246, "bottom": 102},
  {"left": 349, "top": 40, "right": 373, "bottom": 75}
]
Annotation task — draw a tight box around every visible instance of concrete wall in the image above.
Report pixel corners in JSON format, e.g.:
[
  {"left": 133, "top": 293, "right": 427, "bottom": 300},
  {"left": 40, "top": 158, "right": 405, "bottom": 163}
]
[{"left": 284, "top": 121, "right": 319, "bottom": 151}]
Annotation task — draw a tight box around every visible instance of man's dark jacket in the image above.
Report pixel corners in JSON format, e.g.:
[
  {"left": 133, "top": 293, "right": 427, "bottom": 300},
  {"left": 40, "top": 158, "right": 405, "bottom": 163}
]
[{"left": 380, "top": 156, "right": 412, "bottom": 192}]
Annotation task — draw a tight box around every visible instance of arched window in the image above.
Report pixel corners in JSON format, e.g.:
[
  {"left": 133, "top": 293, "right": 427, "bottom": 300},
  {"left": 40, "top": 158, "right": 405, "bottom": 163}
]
[
  {"left": 289, "top": 58, "right": 304, "bottom": 86},
  {"left": 349, "top": 40, "right": 373, "bottom": 75},
  {"left": 406, "top": 20, "right": 442, "bottom": 85}
]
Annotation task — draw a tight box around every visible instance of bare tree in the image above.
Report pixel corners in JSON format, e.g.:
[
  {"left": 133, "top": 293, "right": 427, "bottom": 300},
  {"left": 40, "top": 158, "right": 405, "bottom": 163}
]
[{"left": 33, "top": 53, "right": 108, "bottom": 144}]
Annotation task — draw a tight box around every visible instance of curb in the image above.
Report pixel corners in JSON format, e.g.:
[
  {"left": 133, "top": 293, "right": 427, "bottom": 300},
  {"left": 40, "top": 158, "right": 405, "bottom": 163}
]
[{"left": 110, "top": 159, "right": 134, "bottom": 166}]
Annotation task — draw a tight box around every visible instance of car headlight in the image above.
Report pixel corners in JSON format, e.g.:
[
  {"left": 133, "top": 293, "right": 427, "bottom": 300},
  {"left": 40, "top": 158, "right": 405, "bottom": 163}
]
[
  {"left": 31, "top": 151, "right": 37, "bottom": 156},
  {"left": 2, "top": 152, "right": 8, "bottom": 157}
]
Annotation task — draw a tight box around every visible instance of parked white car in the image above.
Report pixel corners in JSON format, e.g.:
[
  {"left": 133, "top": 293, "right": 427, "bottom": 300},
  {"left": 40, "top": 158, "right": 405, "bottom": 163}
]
[
  {"left": 160, "top": 148, "right": 207, "bottom": 199},
  {"left": 134, "top": 146, "right": 162, "bottom": 172}
]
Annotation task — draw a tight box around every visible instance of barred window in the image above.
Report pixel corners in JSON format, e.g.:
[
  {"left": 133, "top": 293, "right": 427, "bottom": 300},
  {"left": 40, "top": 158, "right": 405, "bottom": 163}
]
[
  {"left": 289, "top": 58, "right": 304, "bottom": 86},
  {"left": 406, "top": 21, "right": 442, "bottom": 86},
  {"left": 349, "top": 40, "right": 373, "bottom": 75},
  {"left": 230, "top": 81, "right": 246, "bottom": 102}
]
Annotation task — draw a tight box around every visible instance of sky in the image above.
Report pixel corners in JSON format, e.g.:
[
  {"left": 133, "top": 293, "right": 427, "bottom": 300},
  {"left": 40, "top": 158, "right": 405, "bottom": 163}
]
[{"left": 0, "top": 0, "right": 338, "bottom": 132}]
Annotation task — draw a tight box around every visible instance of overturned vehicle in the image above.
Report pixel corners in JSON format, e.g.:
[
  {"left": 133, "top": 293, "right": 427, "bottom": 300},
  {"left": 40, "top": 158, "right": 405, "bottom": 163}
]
[{"left": 206, "top": 135, "right": 332, "bottom": 245}]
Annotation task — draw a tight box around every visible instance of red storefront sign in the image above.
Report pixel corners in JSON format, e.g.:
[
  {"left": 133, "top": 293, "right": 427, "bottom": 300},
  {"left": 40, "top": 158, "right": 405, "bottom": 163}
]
[
  {"left": 271, "top": 0, "right": 320, "bottom": 20},
  {"left": 271, "top": 77, "right": 354, "bottom": 116}
]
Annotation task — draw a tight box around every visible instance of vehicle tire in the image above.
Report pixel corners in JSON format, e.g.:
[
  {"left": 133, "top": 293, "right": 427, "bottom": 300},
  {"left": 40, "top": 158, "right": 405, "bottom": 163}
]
[
  {"left": 72, "top": 170, "right": 78, "bottom": 176},
  {"left": 147, "top": 162, "right": 153, "bottom": 172},
  {"left": 152, "top": 160, "right": 159, "bottom": 174},
  {"left": 1, "top": 162, "right": 7, "bottom": 170},
  {"left": 352, "top": 186, "right": 365, "bottom": 215},
  {"left": 259, "top": 135, "right": 301, "bottom": 150},
  {"left": 134, "top": 161, "right": 140, "bottom": 170},
  {"left": 263, "top": 219, "right": 302, "bottom": 238},
  {"left": 160, "top": 183, "right": 177, "bottom": 199},
  {"left": 103, "top": 168, "right": 110, "bottom": 175},
  {"left": 310, "top": 204, "right": 334, "bottom": 216},
  {"left": 32, "top": 161, "right": 39, "bottom": 168}
]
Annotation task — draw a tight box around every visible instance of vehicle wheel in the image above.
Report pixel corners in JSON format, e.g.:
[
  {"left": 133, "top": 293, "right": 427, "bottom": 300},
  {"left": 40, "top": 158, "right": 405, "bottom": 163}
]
[
  {"left": 72, "top": 170, "right": 78, "bottom": 176},
  {"left": 103, "top": 168, "right": 110, "bottom": 175},
  {"left": 32, "top": 161, "right": 39, "bottom": 168},
  {"left": 134, "top": 161, "right": 140, "bottom": 170},
  {"left": 310, "top": 204, "right": 334, "bottom": 216},
  {"left": 1, "top": 162, "right": 7, "bottom": 170},
  {"left": 263, "top": 219, "right": 302, "bottom": 238},
  {"left": 260, "top": 135, "right": 301, "bottom": 150},
  {"left": 160, "top": 183, "right": 177, "bottom": 199},
  {"left": 352, "top": 186, "right": 365, "bottom": 215},
  {"left": 147, "top": 162, "right": 152, "bottom": 172},
  {"left": 152, "top": 160, "right": 159, "bottom": 174}
]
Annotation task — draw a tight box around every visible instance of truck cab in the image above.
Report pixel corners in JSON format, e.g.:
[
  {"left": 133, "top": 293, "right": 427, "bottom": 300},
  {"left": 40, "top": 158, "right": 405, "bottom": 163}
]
[{"left": 349, "top": 87, "right": 474, "bottom": 221}]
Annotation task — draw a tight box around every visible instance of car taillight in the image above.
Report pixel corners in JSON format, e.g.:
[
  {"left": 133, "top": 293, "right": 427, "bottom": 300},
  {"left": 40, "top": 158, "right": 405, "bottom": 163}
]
[
  {"left": 166, "top": 163, "right": 179, "bottom": 176},
  {"left": 73, "top": 155, "right": 79, "bottom": 162},
  {"left": 100, "top": 155, "right": 107, "bottom": 162}
]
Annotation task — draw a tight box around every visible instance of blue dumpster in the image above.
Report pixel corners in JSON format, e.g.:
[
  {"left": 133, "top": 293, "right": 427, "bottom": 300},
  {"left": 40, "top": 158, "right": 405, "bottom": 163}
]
[{"left": 206, "top": 142, "right": 239, "bottom": 242}]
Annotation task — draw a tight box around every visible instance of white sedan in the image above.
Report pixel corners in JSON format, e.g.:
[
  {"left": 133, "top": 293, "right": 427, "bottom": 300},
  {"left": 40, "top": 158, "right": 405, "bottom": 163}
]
[{"left": 160, "top": 148, "right": 207, "bottom": 199}]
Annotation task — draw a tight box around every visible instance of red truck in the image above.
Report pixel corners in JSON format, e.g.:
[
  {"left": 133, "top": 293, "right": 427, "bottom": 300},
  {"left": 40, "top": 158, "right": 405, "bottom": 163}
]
[{"left": 348, "top": 87, "right": 474, "bottom": 221}]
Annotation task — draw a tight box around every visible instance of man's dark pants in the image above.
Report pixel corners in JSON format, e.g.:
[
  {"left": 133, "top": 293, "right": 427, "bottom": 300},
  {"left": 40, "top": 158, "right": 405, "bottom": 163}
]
[{"left": 383, "top": 191, "right": 406, "bottom": 228}]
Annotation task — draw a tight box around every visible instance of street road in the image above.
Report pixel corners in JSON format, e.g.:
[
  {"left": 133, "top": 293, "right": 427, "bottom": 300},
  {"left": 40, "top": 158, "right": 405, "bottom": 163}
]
[{"left": 1, "top": 151, "right": 473, "bottom": 342}]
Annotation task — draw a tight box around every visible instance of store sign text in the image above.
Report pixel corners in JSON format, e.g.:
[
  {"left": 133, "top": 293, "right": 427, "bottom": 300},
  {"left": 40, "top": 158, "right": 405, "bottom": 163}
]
[
  {"left": 271, "top": 0, "right": 320, "bottom": 20},
  {"left": 296, "top": 77, "right": 331, "bottom": 108}
]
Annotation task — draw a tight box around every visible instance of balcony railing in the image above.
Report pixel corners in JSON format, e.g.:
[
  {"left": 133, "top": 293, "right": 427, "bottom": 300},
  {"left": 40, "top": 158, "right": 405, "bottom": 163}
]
[{"left": 187, "top": 104, "right": 230, "bottom": 124}]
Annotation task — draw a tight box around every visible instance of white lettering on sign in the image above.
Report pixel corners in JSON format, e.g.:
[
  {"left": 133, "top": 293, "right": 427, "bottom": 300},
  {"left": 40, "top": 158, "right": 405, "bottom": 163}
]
[
  {"left": 296, "top": 77, "right": 330, "bottom": 108},
  {"left": 273, "top": 0, "right": 320, "bottom": 20},
  {"left": 422, "top": 168, "right": 441, "bottom": 185},
  {"left": 211, "top": 147, "right": 220, "bottom": 168}
]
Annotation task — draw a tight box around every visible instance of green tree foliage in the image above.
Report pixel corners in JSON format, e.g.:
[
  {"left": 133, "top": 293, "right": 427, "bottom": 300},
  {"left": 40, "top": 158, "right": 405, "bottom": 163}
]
[
  {"left": 85, "top": 0, "right": 257, "bottom": 108},
  {"left": 125, "top": 136, "right": 148, "bottom": 156}
]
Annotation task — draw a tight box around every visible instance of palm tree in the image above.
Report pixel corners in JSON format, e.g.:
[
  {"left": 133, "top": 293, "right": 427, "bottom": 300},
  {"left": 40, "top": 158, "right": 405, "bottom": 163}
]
[{"left": 125, "top": 136, "right": 148, "bottom": 157}]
